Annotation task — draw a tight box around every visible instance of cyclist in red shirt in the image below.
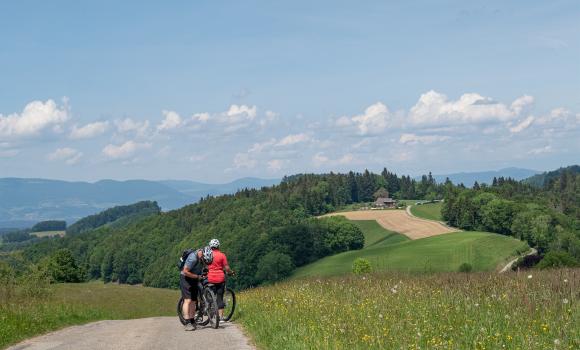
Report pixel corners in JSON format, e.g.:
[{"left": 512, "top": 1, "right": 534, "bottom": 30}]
[{"left": 207, "top": 239, "right": 234, "bottom": 320}]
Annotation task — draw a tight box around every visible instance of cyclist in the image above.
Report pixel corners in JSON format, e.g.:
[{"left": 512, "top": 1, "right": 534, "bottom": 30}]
[
  {"left": 207, "top": 238, "right": 234, "bottom": 320},
  {"left": 180, "top": 246, "right": 213, "bottom": 331}
]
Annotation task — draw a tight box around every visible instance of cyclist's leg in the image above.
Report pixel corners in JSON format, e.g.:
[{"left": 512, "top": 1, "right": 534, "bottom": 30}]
[
  {"left": 214, "top": 283, "right": 226, "bottom": 317},
  {"left": 189, "top": 280, "right": 199, "bottom": 319},
  {"left": 180, "top": 275, "right": 194, "bottom": 322}
]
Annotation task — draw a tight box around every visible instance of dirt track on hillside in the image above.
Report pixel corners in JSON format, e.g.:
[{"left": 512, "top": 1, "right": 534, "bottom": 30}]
[
  {"left": 7, "top": 317, "right": 254, "bottom": 350},
  {"left": 324, "top": 209, "right": 460, "bottom": 240}
]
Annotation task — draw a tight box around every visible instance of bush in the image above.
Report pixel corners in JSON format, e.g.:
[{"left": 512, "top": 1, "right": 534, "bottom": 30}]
[
  {"left": 47, "top": 249, "right": 85, "bottom": 283},
  {"left": 352, "top": 258, "right": 371, "bottom": 274},
  {"left": 458, "top": 263, "right": 473, "bottom": 273},
  {"left": 536, "top": 251, "right": 578, "bottom": 269},
  {"left": 255, "top": 252, "right": 295, "bottom": 284}
]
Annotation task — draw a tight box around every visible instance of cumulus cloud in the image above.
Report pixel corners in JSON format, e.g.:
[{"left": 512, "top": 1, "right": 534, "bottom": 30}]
[
  {"left": 191, "top": 112, "right": 210, "bottom": 123},
  {"left": 312, "top": 152, "right": 355, "bottom": 167},
  {"left": 115, "top": 118, "right": 150, "bottom": 135},
  {"left": 339, "top": 102, "right": 390, "bottom": 135},
  {"left": 0, "top": 99, "right": 69, "bottom": 139},
  {"left": 528, "top": 145, "right": 553, "bottom": 155},
  {"left": 233, "top": 152, "right": 257, "bottom": 169},
  {"left": 409, "top": 91, "right": 533, "bottom": 126},
  {"left": 276, "top": 133, "right": 310, "bottom": 146},
  {"left": 47, "top": 147, "right": 83, "bottom": 165},
  {"left": 224, "top": 104, "right": 257, "bottom": 122},
  {"left": 509, "top": 116, "right": 535, "bottom": 133},
  {"left": 70, "top": 121, "right": 109, "bottom": 139},
  {"left": 157, "top": 110, "right": 183, "bottom": 131},
  {"left": 399, "top": 133, "right": 451, "bottom": 145},
  {"left": 102, "top": 141, "right": 151, "bottom": 159},
  {"left": 267, "top": 159, "right": 285, "bottom": 172}
]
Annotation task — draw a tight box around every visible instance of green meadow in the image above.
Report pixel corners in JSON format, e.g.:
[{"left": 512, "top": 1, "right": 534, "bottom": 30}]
[{"left": 410, "top": 202, "right": 444, "bottom": 221}]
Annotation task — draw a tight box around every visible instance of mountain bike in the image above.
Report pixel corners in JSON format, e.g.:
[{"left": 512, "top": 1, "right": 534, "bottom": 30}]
[
  {"left": 177, "top": 277, "right": 236, "bottom": 326},
  {"left": 178, "top": 277, "right": 219, "bottom": 329}
]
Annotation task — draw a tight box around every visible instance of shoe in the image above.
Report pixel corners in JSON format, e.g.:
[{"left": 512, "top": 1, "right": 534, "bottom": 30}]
[
  {"left": 220, "top": 316, "right": 227, "bottom": 322},
  {"left": 184, "top": 322, "right": 196, "bottom": 331}
]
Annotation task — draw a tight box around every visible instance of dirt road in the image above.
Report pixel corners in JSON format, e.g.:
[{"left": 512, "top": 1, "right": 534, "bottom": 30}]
[
  {"left": 7, "top": 317, "right": 254, "bottom": 350},
  {"left": 324, "top": 209, "right": 460, "bottom": 240}
]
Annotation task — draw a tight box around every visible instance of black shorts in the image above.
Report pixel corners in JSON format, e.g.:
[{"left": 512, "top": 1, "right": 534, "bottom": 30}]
[
  {"left": 212, "top": 282, "right": 225, "bottom": 309},
  {"left": 180, "top": 275, "right": 199, "bottom": 300}
]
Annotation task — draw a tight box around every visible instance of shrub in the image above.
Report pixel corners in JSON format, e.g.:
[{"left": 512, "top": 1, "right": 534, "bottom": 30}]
[
  {"left": 458, "top": 262, "right": 473, "bottom": 273},
  {"left": 47, "top": 249, "right": 84, "bottom": 283},
  {"left": 536, "top": 251, "right": 578, "bottom": 269},
  {"left": 255, "top": 251, "right": 295, "bottom": 284},
  {"left": 352, "top": 258, "right": 371, "bottom": 274}
]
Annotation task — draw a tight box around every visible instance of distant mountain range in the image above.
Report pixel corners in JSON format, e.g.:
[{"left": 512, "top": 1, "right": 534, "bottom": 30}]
[
  {"left": 427, "top": 167, "right": 542, "bottom": 186},
  {"left": 0, "top": 177, "right": 280, "bottom": 228}
]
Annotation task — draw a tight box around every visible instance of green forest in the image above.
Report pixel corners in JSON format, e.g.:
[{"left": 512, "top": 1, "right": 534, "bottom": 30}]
[
  {"left": 1, "top": 166, "right": 578, "bottom": 291},
  {"left": 442, "top": 166, "right": 579, "bottom": 265}
]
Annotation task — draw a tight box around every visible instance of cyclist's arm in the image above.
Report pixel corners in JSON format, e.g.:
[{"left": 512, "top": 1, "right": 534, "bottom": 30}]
[
  {"left": 224, "top": 264, "right": 234, "bottom": 275},
  {"left": 182, "top": 266, "right": 201, "bottom": 279}
]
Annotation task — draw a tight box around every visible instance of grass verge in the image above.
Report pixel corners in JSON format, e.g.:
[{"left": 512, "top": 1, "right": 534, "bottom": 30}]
[
  {"left": 410, "top": 202, "right": 443, "bottom": 221},
  {"left": 238, "top": 269, "right": 579, "bottom": 349},
  {"left": 293, "top": 232, "right": 529, "bottom": 278},
  {"left": 0, "top": 282, "right": 178, "bottom": 349}
]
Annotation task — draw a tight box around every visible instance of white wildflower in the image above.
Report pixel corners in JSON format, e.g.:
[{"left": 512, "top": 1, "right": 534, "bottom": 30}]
[
  {"left": 527, "top": 275, "right": 533, "bottom": 279},
  {"left": 563, "top": 298, "right": 569, "bottom": 304}
]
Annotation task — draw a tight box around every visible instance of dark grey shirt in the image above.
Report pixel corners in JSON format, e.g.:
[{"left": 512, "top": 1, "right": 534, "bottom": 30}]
[{"left": 181, "top": 249, "right": 204, "bottom": 276}]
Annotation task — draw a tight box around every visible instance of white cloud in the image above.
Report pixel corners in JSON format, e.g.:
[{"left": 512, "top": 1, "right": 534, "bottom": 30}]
[
  {"left": 351, "top": 102, "right": 390, "bottom": 135},
  {"left": 0, "top": 99, "right": 69, "bottom": 139},
  {"left": 409, "top": 91, "right": 532, "bottom": 126},
  {"left": 192, "top": 112, "right": 210, "bottom": 123},
  {"left": 157, "top": 110, "right": 183, "bottom": 131},
  {"left": 528, "top": 145, "right": 552, "bottom": 155},
  {"left": 276, "top": 133, "right": 310, "bottom": 146},
  {"left": 0, "top": 149, "right": 19, "bottom": 158},
  {"left": 233, "top": 152, "right": 257, "bottom": 169},
  {"left": 70, "top": 121, "right": 109, "bottom": 139},
  {"left": 47, "top": 147, "right": 83, "bottom": 165},
  {"left": 267, "top": 159, "right": 285, "bottom": 172},
  {"left": 115, "top": 118, "right": 150, "bottom": 135},
  {"left": 312, "top": 152, "right": 330, "bottom": 167},
  {"left": 509, "top": 116, "right": 535, "bottom": 133},
  {"left": 399, "top": 133, "right": 451, "bottom": 145},
  {"left": 102, "top": 141, "right": 151, "bottom": 159},
  {"left": 312, "top": 152, "right": 354, "bottom": 167},
  {"left": 189, "top": 154, "right": 207, "bottom": 162},
  {"left": 224, "top": 104, "right": 257, "bottom": 123}
]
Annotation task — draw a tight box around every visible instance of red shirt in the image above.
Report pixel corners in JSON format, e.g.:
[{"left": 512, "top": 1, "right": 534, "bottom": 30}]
[{"left": 207, "top": 249, "right": 228, "bottom": 283}]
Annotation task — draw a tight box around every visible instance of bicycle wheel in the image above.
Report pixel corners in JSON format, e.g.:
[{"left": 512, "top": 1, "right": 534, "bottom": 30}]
[
  {"left": 177, "top": 297, "right": 187, "bottom": 325},
  {"left": 203, "top": 287, "right": 220, "bottom": 329},
  {"left": 222, "top": 288, "right": 236, "bottom": 322}
]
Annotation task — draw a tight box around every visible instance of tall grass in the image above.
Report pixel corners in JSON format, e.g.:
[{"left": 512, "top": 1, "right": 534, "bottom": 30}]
[
  {"left": 238, "top": 269, "right": 579, "bottom": 349},
  {"left": 0, "top": 267, "right": 178, "bottom": 349}
]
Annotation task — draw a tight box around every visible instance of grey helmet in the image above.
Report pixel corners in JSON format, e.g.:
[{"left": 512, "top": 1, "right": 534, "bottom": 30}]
[
  {"left": 202, "top": 246, "right": 213, "bottom": 264},
  {"left": 209, "top": 238, "right": 220, "bottom": 249}
]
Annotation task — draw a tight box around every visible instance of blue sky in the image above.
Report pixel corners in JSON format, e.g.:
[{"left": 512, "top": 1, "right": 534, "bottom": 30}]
[{"left": 1, "top": 1, "right": 579, "bottom": 182}]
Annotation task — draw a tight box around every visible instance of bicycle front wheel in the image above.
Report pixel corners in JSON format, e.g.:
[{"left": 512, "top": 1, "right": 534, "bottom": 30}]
[
  {"left": 203, "top": 288, "right": 220, "bottom": 329},
  {"left": 222, "top": 288, "right": 236, "bottom": 322}
]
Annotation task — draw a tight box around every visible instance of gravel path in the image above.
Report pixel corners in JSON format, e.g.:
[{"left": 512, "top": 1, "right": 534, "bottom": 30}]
[
  {"left": 7, "top": 317, "right": 254, "bottom": 350},
  {"left": 499, "top": 248, "right": 538, "bottom": 273}
]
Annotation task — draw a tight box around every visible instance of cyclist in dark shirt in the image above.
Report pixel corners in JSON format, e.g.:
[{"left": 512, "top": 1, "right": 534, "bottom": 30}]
[{"left": 180, "top": 246, "right": 213, "bottom": 331}]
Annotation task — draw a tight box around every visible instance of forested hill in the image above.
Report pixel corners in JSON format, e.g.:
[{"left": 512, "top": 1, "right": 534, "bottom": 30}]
[
  {"left": 523, "top": 165, "right": 580, "bottom": 188},
  {"left": 15, "top": 169, "right": 440, "bottom": 289}
]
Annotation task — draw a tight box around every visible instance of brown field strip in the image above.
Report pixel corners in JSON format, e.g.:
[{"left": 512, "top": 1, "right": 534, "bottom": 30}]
[{"left": 323, "top": 210, "right": 460, "bottom": 240}]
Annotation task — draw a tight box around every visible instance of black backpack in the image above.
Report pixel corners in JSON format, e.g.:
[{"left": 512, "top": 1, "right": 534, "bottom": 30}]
[{"left": 177, "top": 248, "right": 195, "bottom": 271}]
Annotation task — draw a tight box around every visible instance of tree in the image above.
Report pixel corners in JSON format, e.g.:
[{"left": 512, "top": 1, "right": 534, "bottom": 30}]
[
  {"left": 47, "top": 249, "right": 84, "bottom": 283},
  {"left": 373, "top": 187, "right": 389, "bottom": 199},
  {"left": 255, "top": 251, "right": 294, "bottom": 283}
]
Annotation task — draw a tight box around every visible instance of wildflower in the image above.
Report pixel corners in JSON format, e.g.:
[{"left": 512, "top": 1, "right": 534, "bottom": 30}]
[
  {"left": 391, "top": 288, "right": 397, "bottom": 294},
  {"left": 554, "top": 339, "right": 560, "bottom": 345},
  {"left": 562, "top": 298, "right": 569, "bottom": 304},
  {"left": 379, "top": 314, "right": 383, "bottom": 319},
  {"left": 475, "top": 303, "right": 479, "bottom": 307},
  {"left": 527, "top": 275, "right": 532, "bottom": 279},
  {"left": 563, "top": 279, "right": 568, "bottom": 283}
]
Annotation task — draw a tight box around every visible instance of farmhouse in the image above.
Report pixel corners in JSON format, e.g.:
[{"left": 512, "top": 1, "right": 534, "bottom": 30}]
[{"left": 374, "top": 197, "right": 397, "bottom": 208}]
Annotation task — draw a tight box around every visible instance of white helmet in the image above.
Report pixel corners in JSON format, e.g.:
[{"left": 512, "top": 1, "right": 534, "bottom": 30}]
[
  {"left": 202, "top": 246, "right": 213, "bottom": 264},
  {"left": 209, "top": 239, "right": 220, "bottom": 249}
]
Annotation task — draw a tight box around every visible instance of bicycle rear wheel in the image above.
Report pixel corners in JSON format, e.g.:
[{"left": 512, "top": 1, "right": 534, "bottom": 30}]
[
  {"left": 222, "top": 288, "right": 236, "bottom": 322},
  {"left": 203, "top": 288, "right": 220, "bottom": 329},
  {"left": 177, "top": 297, "right": 187, "bottom": 325}
]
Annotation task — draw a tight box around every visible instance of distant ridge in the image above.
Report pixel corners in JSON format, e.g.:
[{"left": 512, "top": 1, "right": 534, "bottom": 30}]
[
  {"left": 428, "top": 167, "right": 541, "bottom": 186},
  {"left": 523, "top": 165, "right": 580, "bottom": 188},
  {"left": 0, "top": 177, "right": 280, "bottom": 228}
]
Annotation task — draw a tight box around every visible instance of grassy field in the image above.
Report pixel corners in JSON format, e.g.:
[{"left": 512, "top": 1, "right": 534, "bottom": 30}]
[
  {"left": 31, "top": 230, "right": 66, "bottom": 238},
  {"left": 294, "top": 232, "right": 529, "bottom": 278},
  {"left": 351, "top": 220, "right": 409, "bottom": 248},
  {"left": 410, "top": 202, "right": 443, "bottom": 221},
  {"left": 0, "top": 282, "right": 178, "bottom": 348},
  {"left": 238, "top": 269, "right": 579, "bottom": 349}
]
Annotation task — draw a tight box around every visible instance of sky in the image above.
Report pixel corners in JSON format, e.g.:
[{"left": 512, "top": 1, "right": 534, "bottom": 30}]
[{"left": 0, "top": 1, "right": 579, "bottom": 183}]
